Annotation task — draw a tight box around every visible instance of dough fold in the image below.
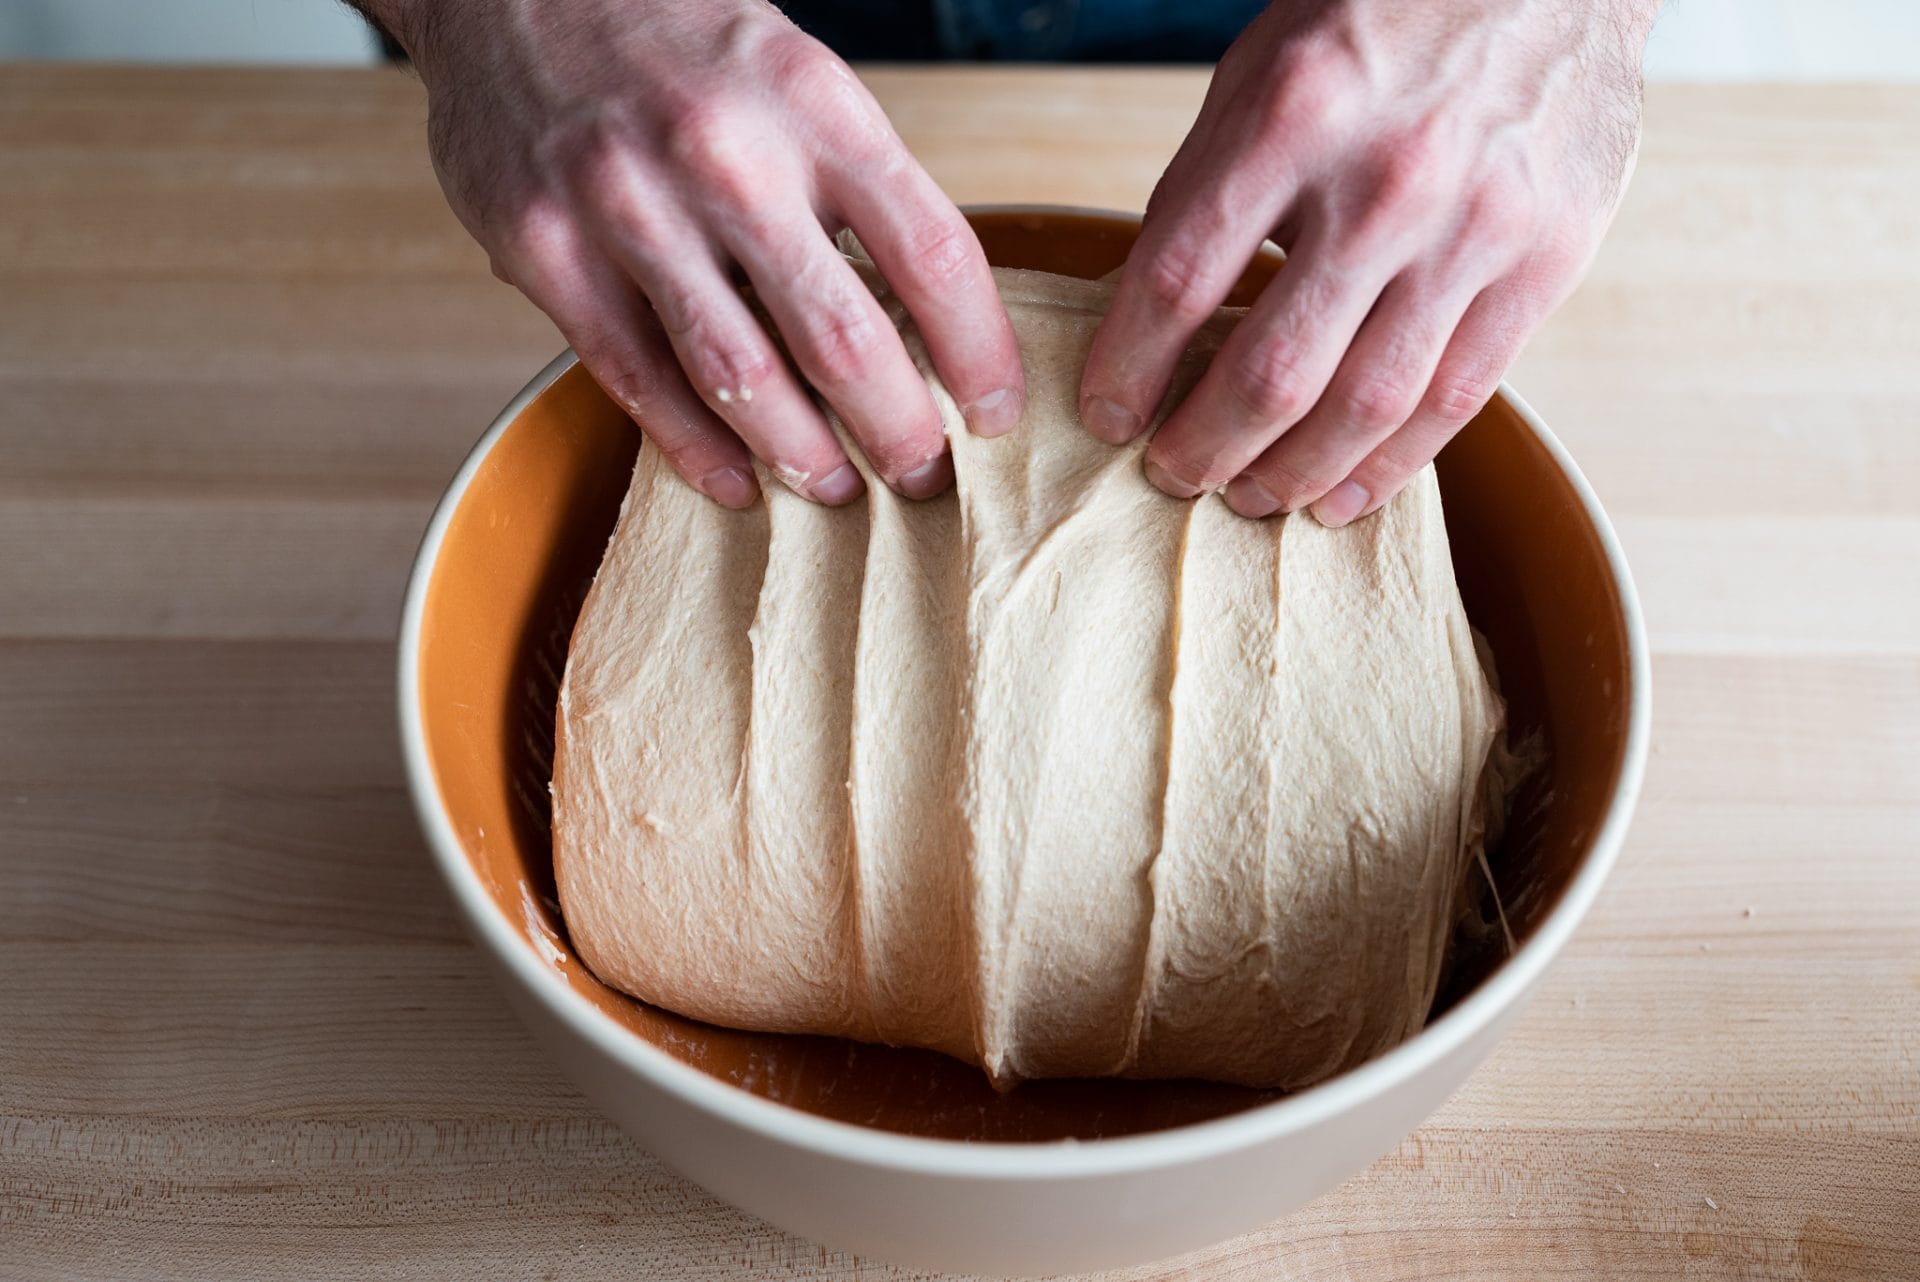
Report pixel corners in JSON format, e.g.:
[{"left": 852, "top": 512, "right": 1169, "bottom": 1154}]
[{"left": 552, "top": 266, "right": 1506, "bottom": 1090}]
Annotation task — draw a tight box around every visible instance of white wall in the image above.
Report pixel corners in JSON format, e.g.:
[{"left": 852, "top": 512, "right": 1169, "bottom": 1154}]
[
  {"left": 1645, "top": 0, "right": 1920, "bottom": 80},
  {"left": 1, "top": 0, "right": 1917, "bottom": 79},
  {"left": 0, "top": 0, "right": 378, "bottom": 65}
]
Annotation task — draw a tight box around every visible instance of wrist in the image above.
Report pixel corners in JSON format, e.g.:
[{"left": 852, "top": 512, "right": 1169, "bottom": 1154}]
[
  {"left": 1636, "top": 0, "right": 1668, "bottom": 23},
  {"left": 348, "top": 0, "right": 442, "bottom": 70},
  {"left": 1616, "top": 0, "right": 1665, "bottom": 46}
]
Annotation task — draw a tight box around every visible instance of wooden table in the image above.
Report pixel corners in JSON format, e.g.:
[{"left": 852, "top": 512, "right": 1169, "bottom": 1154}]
[{"left": 2, "top": 65, "right": 1916, "bottom": 1280}]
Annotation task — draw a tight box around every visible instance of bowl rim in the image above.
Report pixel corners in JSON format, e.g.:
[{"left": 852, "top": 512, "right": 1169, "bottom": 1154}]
[{"left": 397, "top": 204, "right": 1651, "bottom": 1182}]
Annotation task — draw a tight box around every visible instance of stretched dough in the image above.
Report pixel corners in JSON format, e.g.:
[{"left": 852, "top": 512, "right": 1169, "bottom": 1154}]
[{"left": 552, "top": 266, "right": 1506, "bottom": 1089}]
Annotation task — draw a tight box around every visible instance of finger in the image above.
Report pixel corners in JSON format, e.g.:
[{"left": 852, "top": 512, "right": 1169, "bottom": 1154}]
[
  {"left": 1221, "top": 269, "right": 1477, "bottom": 520},
  {"left": 1314, "top": 276, "right": 1548, "bottom": 527},
  {"left": 829, "top": 149, "right": 1027, "bottom": 438},
  {"left": 721, "top": 202, "right": 955, "bottom": 498},
  {"left": 583, "top": 189, "right": 866, "bottom": 506},
  {"left": 1140, "top": 214, "right": 1400, "bottom": 498},
  {"left": 1077, "top": 124, "right": 1300, "bottom": 447},
  {"left": 1258, "top": 184, "right": 1582, "bottom": 524},
  {"left": 503, "top": 215, "right": 759, "bottom": 509}
]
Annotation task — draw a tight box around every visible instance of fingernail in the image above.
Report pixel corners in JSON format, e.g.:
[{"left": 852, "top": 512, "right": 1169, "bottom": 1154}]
[
  {"left": 1081, "top": 394, "right": 1143, "bottom": 445},
  {"left": 699, "top": 465, "right": 757, "bottom": 509},
  {"left": 810, "top": 463, "right": 865, "bottom": 506},
  {"left": 897, "top": 453, "right": 954, "bottom": 500},
  {"left": 1312, "top": 480, "right": 1371, "bottom": 527},
  {"left": 1224, "top": 475, "right": 1283, "bottom": 519},
  {"left": 964, "top": 387, "right": 1021, "bottom": 438},
  {"left": 1143, "top": 456, "right": 1204, "bottom": 500}
]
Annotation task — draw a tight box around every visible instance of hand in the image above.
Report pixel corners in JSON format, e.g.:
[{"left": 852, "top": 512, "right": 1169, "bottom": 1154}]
[
  {"left": 384, "top": 0, "right": 1025, "bottom": 508},
  {"left": 1078, "top": 0, "right": 1656, "bottom": 524}
]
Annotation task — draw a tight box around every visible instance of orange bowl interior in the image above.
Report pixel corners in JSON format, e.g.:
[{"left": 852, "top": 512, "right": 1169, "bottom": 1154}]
[{"left": 416, "top": 209, "right": 1633, "bottom": 1142}]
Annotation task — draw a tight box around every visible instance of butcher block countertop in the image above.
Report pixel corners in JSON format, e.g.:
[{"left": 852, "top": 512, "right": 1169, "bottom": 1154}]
[{"left": 2, "top": 65, "right": 1917, "bottom": 1280}]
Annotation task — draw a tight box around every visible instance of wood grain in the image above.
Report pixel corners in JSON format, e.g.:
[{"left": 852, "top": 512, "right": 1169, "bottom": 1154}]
[{"left": 2, "top": 65, "right": 1917, "bottom": 1281}]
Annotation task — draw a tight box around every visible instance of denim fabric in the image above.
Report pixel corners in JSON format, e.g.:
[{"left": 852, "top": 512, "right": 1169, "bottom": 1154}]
[{"left": 778, "top": 0, "right": 1263, "bottom": 62}]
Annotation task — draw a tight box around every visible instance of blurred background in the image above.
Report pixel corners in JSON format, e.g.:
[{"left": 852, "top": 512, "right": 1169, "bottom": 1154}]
[{"left": 2, "top": 0, "right": 1918, "bottom": 78}]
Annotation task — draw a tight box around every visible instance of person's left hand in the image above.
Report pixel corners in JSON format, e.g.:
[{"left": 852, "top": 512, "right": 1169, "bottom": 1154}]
[{"left": 1078, "top": 0, "right": 1657, "bottom": 524}]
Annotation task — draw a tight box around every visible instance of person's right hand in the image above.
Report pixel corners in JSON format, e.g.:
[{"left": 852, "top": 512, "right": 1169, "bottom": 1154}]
[{"left": 393, "top": 0, "right": 1026, "bottom": 508}]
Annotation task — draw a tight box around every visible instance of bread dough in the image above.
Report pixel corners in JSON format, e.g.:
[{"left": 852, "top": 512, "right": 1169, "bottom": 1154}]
[{"left": 551, "top": 266, "right": 1507, "bottom": 1090}]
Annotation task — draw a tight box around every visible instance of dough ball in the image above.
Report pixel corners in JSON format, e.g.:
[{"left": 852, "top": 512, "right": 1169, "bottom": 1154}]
[{"left": 552, "top": 266, "right": 1507, "bottom": 1090}]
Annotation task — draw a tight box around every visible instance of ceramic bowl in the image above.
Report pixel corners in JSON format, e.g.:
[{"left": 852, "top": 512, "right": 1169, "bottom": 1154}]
[{"left": 398, "top": 206, "right": 1650, "bottom": 1275}]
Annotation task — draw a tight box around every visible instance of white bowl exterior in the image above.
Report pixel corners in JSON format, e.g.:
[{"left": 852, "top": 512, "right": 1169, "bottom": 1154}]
[
  {"left": 399, "top": 208, "right": 1650, "bottom": 1275},
  {"left": 493, "top": 942, "right": 1539, "bottom": 1274}
]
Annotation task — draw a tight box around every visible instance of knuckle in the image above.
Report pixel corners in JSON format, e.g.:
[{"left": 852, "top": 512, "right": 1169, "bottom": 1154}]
[
  {"left": 1426, "top": 366, "right": 1499, "bottom": 425},
  {"left": 1469, "top": 176, "right": 1541, "bottom": 247},
  {"left": 546, "top": 107, "right": 646, "bottom": 217},
  {"left": 1227, "top": 345, "right": 1317, "bottom": 425},
  {"left": 731, "top": 206, "right": 799, "bottom": 266},
  {"left": 763, "top": 34, "right": 848, "bottom": 107},
  {"left": 1140, "top": 240, "right": 1223, "bottom": 323},
  {"left": 644, "top": 274, "right": 705, "bottom": 339},
  {"left": 678, "top": 320, "right": 780, "bottom": 401},
  {"left": 1320, "top": 133, "right": 1456, "bottom": 267},
  {"left": 763, "top": 34, "right": 894, "bottom": 164},
  {"left": 1260, "top": 36, "right": 1347, "bottom": 135},
  {"left": 1338, "top": 374, "right": 1418, "bottom": 434},
  {"left": 663, "top": 101, "right": 758, "bottom": 204},
  {"left": 591, "top": 186, "right": 671, "bottom": 259},
  {"left": 561, "top": 109, "right": 627, "bottom": 186},
  {"left": 795, "top": 302, "right": 883, "bottom": 387},
  {"left": 1370, "top": 130, "right": 1451, "bottom": 216},
  {"left": 500, "top": 202, "right": 572, "bottom": 268},
  {"left": 896, "top": 214, "right": 979, "bottom": 289},
  {"left": 491, "top": 206, "right": 580, "bottom": 302}
]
